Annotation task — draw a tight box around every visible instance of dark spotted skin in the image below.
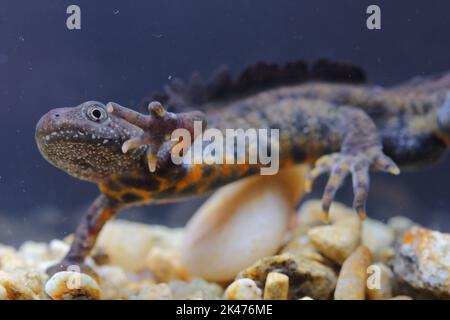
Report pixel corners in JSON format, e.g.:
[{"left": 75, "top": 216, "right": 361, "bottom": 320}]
[{"left": 35, "top": 71, "right": 450, "bottom": 275}]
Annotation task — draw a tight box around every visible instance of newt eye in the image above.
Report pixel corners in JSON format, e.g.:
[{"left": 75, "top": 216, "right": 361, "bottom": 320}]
[{"left": 86, "top": 105, "right": 108, "bottom": 123}]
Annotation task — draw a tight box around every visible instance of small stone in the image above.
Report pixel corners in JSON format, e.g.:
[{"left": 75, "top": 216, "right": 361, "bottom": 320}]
[
  {"left": 169, "top": 278, "right": 223, "bottom": 300},
  {"left": 95, "top": 220, "right": 182, "bottom": 272},
  {"left": 263, "top": 272, "right": 289, "bottom": 300},
  {"left": 334, "top": 246, "right": 372, "bottom": 300},
  {"left": 237, "top": 253, "right": 336, "bottom": 300},
  {"left": 0, "top": 244, "right": 16, "bottom": 256},
  {"left": 137, "top": 283, "right": 173, "bottom": 300},
  {"left": 362, "top": 218, "right": 395, "bottom": 262},
  {"left": 281, "top": 234, "right": 327, "bottom": 264},
  {"left": 96, "top": 265, "right": 132, "bottom": 300},
  {"left": 0, "top": 248, "right": 29, "bottom": 272},
  {"left": 387, "top": 216, "right": 415, "bottom": 238},
  {"left": 45, "top": 271, "right": 101, "bottom": 300},
  {"left": 0, "top": 284, "right": 7, "bottom": 300},
  {"left": 297, "top": 200, "right": 355, "bottom": 229},
  {"left": 22, "top": 271, "right": 47, "bottom": 298},
  {"left": 0, "top": 273, "right": 38, "bottom": 300},
  {"left": 48, "top": 239, "right": 70, "bottom": 259},
  {"left": 308, "top": 213, "right": 361, "bottom": 265},
  {"left": 299, "top": 296, "right": 313, "bottom": 300},
  {"left": 367, "top": 263, "right": 394, "bottom": 300},
  {"left": 390, "top": 295, "right": 413, "bottom": 300},
  {"left": 145, "top": 247, "right": 190, "bottom": 282},
  {"left": 18, "top": 241, "right": 49, "bottom": 262},
  {"left": 224, "top": 278, "right": 262, "bottom": 300},
  {"left": 392, "top": 226, "right": 450, "bottom": 298}
]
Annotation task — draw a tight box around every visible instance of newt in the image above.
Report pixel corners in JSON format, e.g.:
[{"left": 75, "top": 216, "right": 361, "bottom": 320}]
[{"left": 35, "top": 60, "right": 450, "bottom": 276}]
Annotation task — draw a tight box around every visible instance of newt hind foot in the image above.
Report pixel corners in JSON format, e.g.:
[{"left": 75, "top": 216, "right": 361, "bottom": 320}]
[{"left": 305, "top": 146, "right": 400, "bottom": 222}]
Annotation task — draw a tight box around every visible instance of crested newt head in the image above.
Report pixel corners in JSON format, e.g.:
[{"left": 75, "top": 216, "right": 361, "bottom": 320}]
[{"left": 36, "top": 101, "right": 146, "bottom": 183}]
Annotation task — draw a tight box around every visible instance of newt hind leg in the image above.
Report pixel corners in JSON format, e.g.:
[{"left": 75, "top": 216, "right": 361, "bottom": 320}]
[{"left": 305, "top": 107, "right": 400, "bottom": 222}]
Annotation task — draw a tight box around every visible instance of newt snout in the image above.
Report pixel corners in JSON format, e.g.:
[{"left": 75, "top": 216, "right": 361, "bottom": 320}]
[{"left": 35, "top": 107, "right": 72, "bottom": 139}]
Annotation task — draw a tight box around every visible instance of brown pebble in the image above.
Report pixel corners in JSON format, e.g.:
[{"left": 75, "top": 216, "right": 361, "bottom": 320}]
[
  {"left": 367, "top": 263, "right": 393, "bottom": 300},
  {"left": 308, "top": 215, "right": 361, "bottom": 265},
  {"left": 263, "top": 272, "right": 289, "bottom": 300},
  {"left": 334, "top": 245, "right": 372, "bottom": 300}
]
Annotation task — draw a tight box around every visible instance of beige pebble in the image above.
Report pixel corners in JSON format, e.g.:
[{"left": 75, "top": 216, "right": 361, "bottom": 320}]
[
  {"left": 367, "top": 263, "right": 394, "bottom": 300},
  {"left": 0, "top": 249, "right": 29, "bottom": 272},
  {"left": 387, "top": 216, "right": 415, "bottom": 238},
  {"left": 299, "top": 296, "right": 313, "bottom": 300},
  {"left": 390, "top": 295, "right": 413, "bottom": 300},
  {"left": 95, "top": 220, "right": 182, "bottom": 272},
  {"left": 362, "top": 219, "right": 395, "bottom": 262},
  {"left": 145, "top": 247, "right": 190, "bottom": 282},
  {"left": 96, "top": 265, "right": 132, "bottom": 300},
  {"left": 0, "top": 244, "right": 16, "bottom": 256},
  {"left": 308, "top": 214, "right": 361, "bottom": 265},
  {"left": 169, "top": 278, "right": 223, "bottom": 300},
  {"left": 224, "top": 278, "right": 262, "bottom": 300},
  {"left": 0, "top": 273, "right": 37, "bottom": 300},
  {"left": 45, "top": 271, "right": 101, "bottom": 300},
  {"left": 22, "top": 271, "right": 47, "bottom": 298},
  {"left": 334, "top": 245, "right": 372, "bottom": 300},
  {"left": 18, "top": 241, "right": 49, "bottom": 263},
  {"left": 137, "top": 283, "right": 173, "bottom": 300},
  {"left": 0, "top": 284, "right": 7, "bottom": 300},
  {"left": 263, "top": 272, "right": 289, "bottom": 300},
  {"left": 297, "top": 200, "right": 354, "bottom": 229},
  {"left": 181, "top": 167, "right": 307, "bottom": 282},
  {"left": 48, "top": 239, "right": 70, "bottom": 258},
  {"left": 281, "top": 234, "right": 326, "bottom": 264}
]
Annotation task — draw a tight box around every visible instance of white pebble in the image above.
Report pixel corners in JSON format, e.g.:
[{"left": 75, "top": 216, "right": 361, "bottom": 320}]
[
  {"left": 45, "top": 271, "right": 101, "bottom": 300},
  {"left": 181, "top": 167, "right": 306, "bottom": 282},
  {"left": 224, "top": 278, "right": 262, "bottom": 300}
]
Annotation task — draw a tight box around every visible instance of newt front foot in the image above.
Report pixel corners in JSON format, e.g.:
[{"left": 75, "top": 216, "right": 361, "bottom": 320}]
[
  {"left": 305, "top": 146, "right": 400, "bottom": 222},
  {"left": 46, "top": 259, "right": 99, "bottom": 282},
  {"left": 107, "top": 101, "right": 206, "bottom": 172}
]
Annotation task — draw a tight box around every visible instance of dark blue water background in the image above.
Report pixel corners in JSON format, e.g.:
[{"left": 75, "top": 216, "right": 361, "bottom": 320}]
[{"left": 0, "top": 0, "right": 449, "bottom": 244}]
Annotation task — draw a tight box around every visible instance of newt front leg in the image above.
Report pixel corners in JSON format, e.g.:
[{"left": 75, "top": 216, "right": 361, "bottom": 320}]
[
  {"left": 46, "top": 195, "right": 122, "bottom": 278},
  {"left": 106, "top": 101, "right": 206, "bottom": 172}
]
